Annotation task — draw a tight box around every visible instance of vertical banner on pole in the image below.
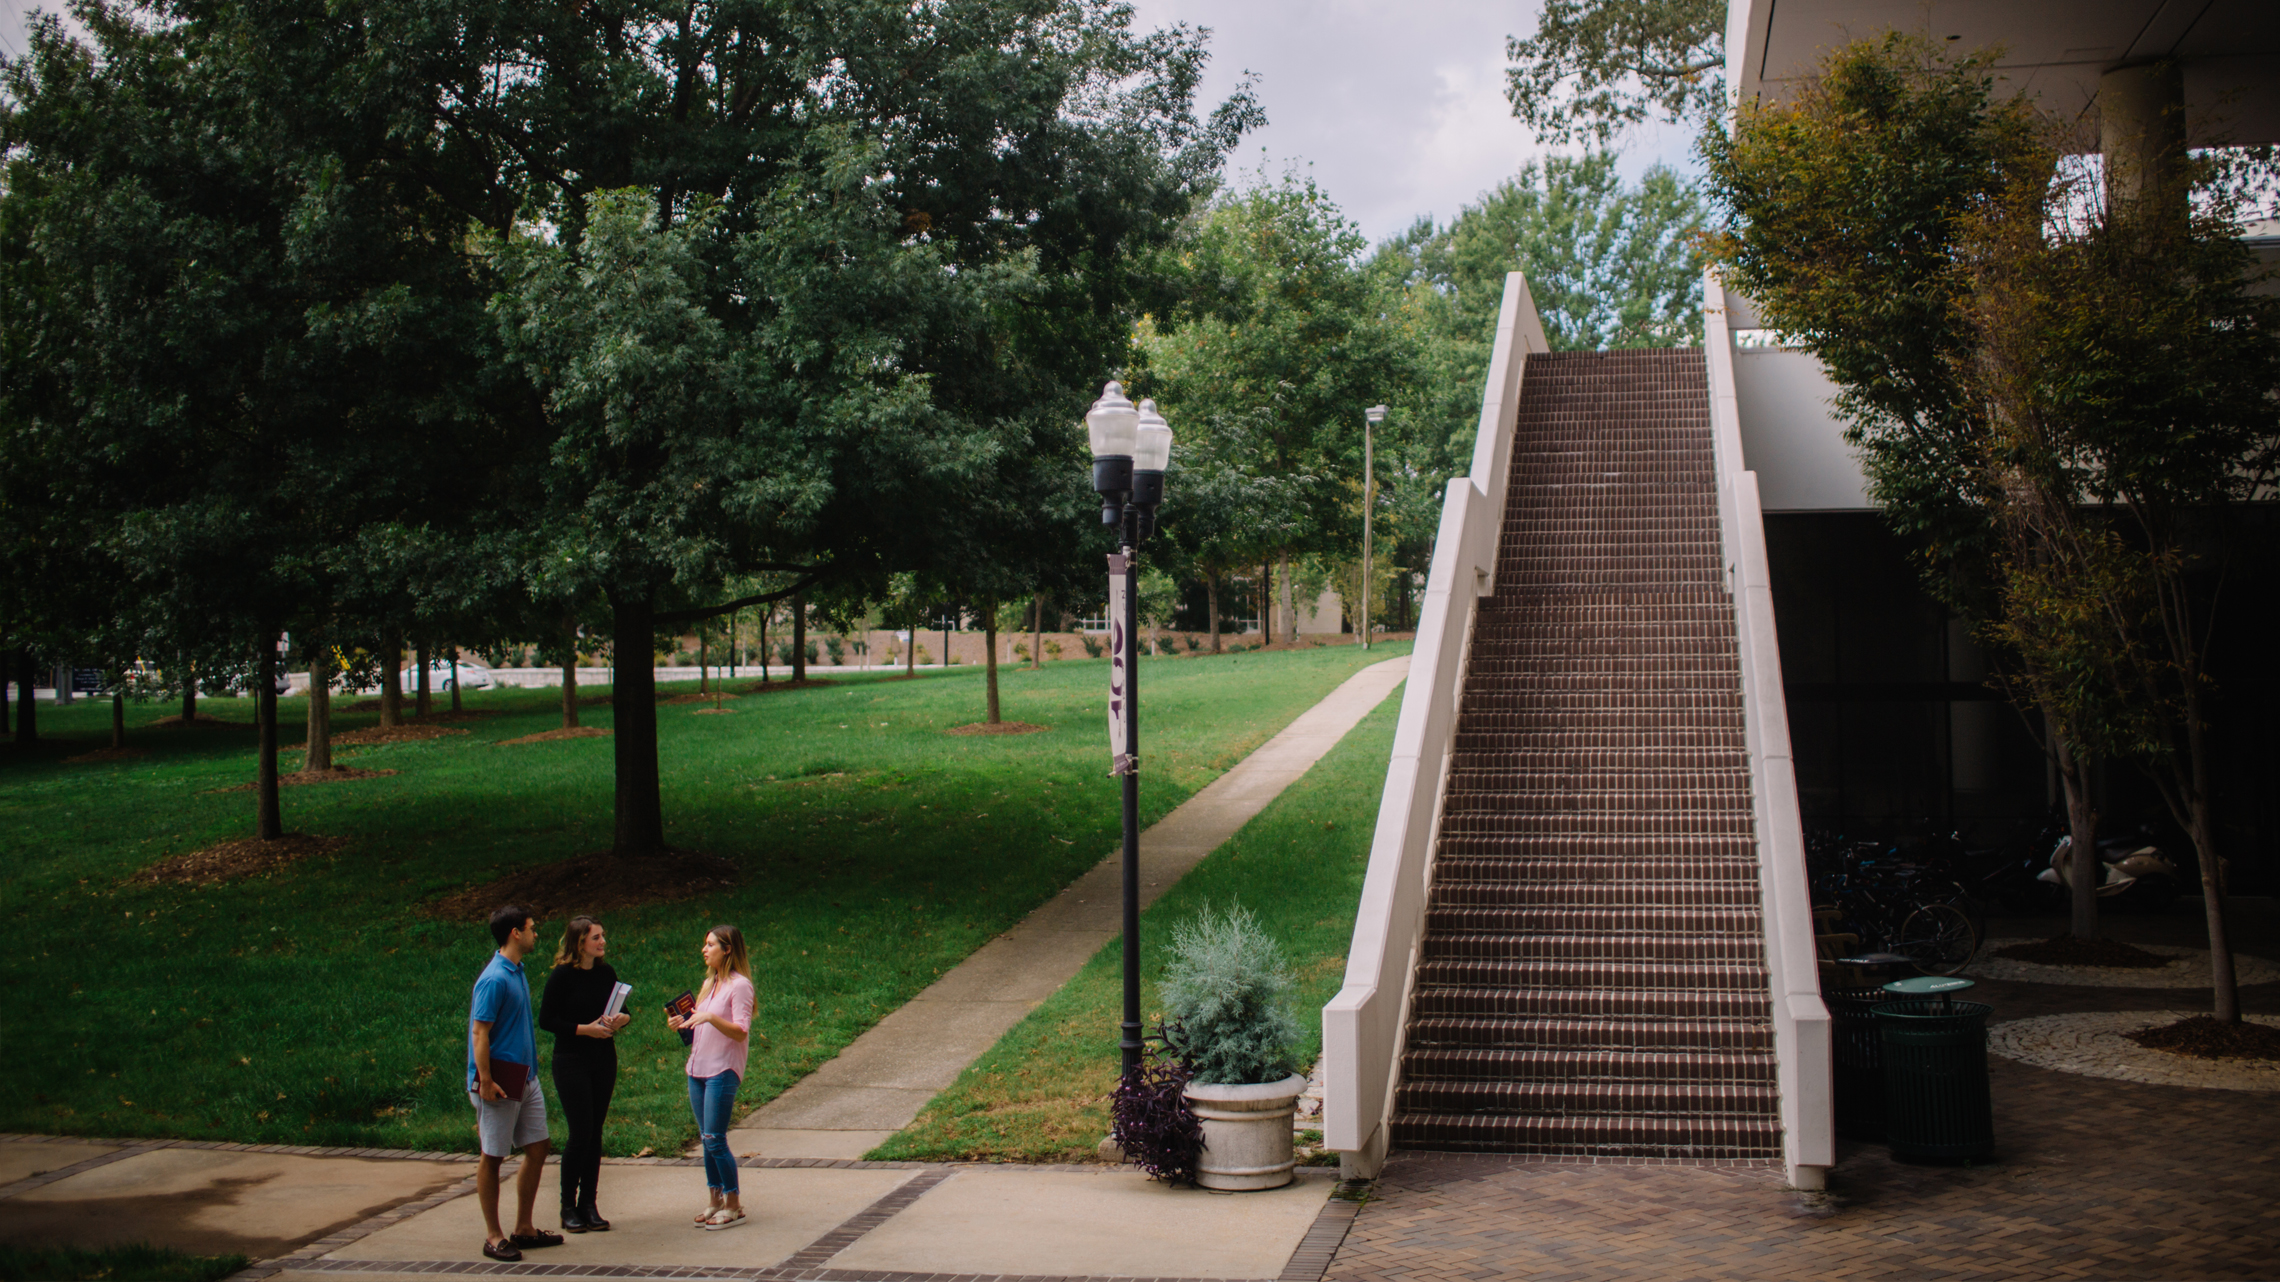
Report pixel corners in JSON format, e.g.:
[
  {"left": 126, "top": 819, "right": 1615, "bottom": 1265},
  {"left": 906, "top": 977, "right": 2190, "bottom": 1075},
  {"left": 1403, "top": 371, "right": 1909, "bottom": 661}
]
[{"left": 1107, "top": 553, "right": 1131, "bottom": 773}]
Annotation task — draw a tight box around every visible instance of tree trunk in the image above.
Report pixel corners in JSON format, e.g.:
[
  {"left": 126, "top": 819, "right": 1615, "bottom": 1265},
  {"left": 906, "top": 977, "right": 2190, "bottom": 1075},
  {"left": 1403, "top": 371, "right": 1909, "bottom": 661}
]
[
  {"left": 562, "top": 655, "right": 580, "bottom": 730},
  {"left": 182, "top": 657, "right": 197, "bottom": 723},
  {"left": 256, "top": 645, "right": 282, "bottom": 840},
  {"left": 379, "top": 636, "right": 403, "bottom": 729},
  {"left": 1, "top": 650, "right": 10, "bottom": 735},
  {"left": 610, "top": 590, "right": 667, "bottom": 855},
  {"left": 111, "top": 687, "right": 126, "bottom": 750},
  {"left": 2048, "top": 720, "right": 2099, "bottom": 939},
  {"left": 14, "top": 649, "right": 36, "bottom": 744},
  {"left": 905, "top": 613, "right": 916, "bottom": 677},
  {"left": 984, "top": 594, "right": 1001, "bottom": 724},
  {"left": 759, "top": 609, "right": 769, "bottom": 683},
  {"left": 415, "top": 642, "right": 432, "bottom": 718},
  {"left": 448, "top": 645, "right": 463, "bottom": 713},
  {"left": 792, "top": 594, "right": 807, "bottom": 682},
  {"left": 1207, "top": 571, "right": 1222, "bottom": 653},
  {"left": 306, "top": 657, "right": 332, "bottom": 773},
  {"left": 1031, "top": 592, "right": 1045, "bottom": 669},
  {"left": 699, "top": 628, "right": 709, "bottom": 695},
  {"left": 2169, "top": 677, "right": 2238, "bottom": 1022},
  {"left": 1279, "top": 549, "right": 1298, "bottom": 647},
  {"left": 1259, "top": 562, "right": 1271, "bottom": 641}
]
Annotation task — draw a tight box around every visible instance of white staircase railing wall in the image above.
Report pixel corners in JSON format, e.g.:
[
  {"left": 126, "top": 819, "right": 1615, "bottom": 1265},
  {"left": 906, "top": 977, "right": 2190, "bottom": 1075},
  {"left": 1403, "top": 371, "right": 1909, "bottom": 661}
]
[
  {"left": 1324, "top": 273, "right": 1548, "bottom": 1177},
  {"left": 1703, "top": 270, "right": 1834, "bottom": 1190}
]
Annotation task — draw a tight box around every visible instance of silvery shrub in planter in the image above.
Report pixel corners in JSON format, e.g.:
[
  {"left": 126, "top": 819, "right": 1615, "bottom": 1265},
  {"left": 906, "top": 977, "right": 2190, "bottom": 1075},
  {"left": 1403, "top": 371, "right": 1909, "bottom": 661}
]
[{"left": 1161, "top": 904, "right": 1307, "bottom": 1190}]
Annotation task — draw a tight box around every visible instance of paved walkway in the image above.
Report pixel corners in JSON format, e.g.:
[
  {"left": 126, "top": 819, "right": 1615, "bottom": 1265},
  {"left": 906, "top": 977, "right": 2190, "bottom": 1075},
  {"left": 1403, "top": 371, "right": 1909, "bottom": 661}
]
[
  {"left": 0, "top": 1136, "right": 1354, "bottom": 1281},
  {"left": 736, "top": 656, "right": 1411, "bottom": 1160},
  {"left": 1324, "top": 903, "right": 2280, "bottom": 1281}
]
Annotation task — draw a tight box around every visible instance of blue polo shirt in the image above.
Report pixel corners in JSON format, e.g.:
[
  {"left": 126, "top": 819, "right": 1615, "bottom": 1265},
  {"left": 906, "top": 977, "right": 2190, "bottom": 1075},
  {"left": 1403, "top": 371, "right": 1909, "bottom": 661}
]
[{"left": 467, "top": 951, "right": 538, "bottom": 1092}]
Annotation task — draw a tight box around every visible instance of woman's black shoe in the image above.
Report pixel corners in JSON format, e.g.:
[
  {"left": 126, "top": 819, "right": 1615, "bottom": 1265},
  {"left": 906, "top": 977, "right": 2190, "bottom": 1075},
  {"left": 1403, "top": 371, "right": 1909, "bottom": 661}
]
[
  {"left": 561, "top": 1206, "right": 591, "bottom": 1233},
  {"left": 579, "top": 1201, "right": 611, "bottom": 1232}
]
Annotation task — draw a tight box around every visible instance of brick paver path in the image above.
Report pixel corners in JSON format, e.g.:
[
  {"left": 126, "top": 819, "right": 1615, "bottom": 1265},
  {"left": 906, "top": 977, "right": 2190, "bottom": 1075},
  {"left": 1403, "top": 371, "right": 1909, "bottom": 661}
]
[{"left": 1329, "top": 924, "right": 2280, "bottom": 1280}]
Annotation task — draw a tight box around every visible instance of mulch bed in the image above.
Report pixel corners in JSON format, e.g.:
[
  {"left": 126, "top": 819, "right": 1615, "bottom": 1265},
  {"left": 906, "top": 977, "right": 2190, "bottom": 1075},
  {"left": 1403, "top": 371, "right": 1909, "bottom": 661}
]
[
  {"left": 496, "top": 727, "right": 612, "bottom": 746},
  {"left": 738, "top": 678, "right": 837, "bottom": 695},
  {"left": 215, "top": 765, "right": 398, "bottom": 792},
  {"left": 2127, "top": 1015, "right": 2280, "bottom": 1061},
  {"left": 424, "top": 848, "right": 740, "bottom": 920},
  {"left": 1993, "top": 934, "right": 2176, "bottom": 968},
  {"left": 945, "top": 721, "right": 1049, "bottom": 736},
  {"left": 340, "top": 701, "right": 497, "bottom": 721},
  {"left": 693, "top": 708, "right": 737, "bottom": 715},
  {"left": 64, "top": 746, "right": 151, "bottom": 763},
  {"left": 147, "top": 714, "right": 250, "bottom": 729},
  {"left": 129, "top": 833, "right": 349, "bottom": 888},
  {"left": 330, "top": 724, "right": 471, "bottom": 746},
  {"left": 662, "top": 692, "right": 739, "bottom": 705}
]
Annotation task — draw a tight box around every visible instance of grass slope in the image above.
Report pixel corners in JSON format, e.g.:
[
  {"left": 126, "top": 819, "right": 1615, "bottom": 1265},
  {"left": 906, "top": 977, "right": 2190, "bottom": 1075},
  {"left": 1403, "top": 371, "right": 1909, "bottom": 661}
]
[
  {"left": 868, "top": 686, "right": 1400, "bottom": 1162},
  {"left": 0, "top": 644, "right": 1406, "bottom": 1155}
]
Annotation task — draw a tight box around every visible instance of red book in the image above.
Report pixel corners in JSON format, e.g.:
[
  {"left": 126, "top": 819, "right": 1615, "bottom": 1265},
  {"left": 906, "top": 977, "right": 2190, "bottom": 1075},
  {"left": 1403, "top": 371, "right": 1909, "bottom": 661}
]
[
  {"left": 666, "top": 990, "right": 698, "bottom": 1046},
  {"left": 489, "top": 1059, "right": 530, "bottom": 1102}
]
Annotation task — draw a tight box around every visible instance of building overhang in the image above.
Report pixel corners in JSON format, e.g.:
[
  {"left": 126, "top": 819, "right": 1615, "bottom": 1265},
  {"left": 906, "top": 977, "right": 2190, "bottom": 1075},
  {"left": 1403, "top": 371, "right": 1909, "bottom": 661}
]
[{"left": 1727, "top": 0, "right": 2280, "bottom": 148}]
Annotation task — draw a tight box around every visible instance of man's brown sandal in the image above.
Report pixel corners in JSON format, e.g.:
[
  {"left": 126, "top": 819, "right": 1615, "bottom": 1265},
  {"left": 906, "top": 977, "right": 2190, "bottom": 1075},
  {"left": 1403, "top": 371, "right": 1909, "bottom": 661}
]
[
  {"left": 482, "top": 1239, "right": 523, "bottom": 1262},
  {"left": 510, "top": 1229, "right": 565, "bottom": 1249}
]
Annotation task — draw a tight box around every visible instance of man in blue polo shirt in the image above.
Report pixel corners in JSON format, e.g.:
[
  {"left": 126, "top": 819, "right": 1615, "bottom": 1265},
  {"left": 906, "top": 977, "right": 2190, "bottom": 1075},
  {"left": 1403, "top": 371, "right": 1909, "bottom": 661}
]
[{"left": 468, "top": 904, "right": 559, "bottom": 1262}]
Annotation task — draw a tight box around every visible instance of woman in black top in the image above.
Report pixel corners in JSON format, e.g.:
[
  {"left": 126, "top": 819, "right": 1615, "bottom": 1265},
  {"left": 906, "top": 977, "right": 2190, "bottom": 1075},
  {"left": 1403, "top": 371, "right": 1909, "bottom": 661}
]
[{"left": 539, "top": 916, "right": 630, "bottom": 1232}]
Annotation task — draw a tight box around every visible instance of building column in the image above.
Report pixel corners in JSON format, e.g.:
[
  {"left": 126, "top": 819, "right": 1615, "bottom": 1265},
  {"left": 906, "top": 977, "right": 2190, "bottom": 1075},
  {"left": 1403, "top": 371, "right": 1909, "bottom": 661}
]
[{"left": 2099, "top": 61, "right": 2188, "bottom": 224}]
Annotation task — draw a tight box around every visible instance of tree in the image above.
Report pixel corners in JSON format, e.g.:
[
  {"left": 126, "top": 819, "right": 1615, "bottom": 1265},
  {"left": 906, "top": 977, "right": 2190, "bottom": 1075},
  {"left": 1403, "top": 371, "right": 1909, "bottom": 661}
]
[
  {"left": 456, "top": 1, "right": 1256, "bottom": 852},
  {"left": 1954, "top": 137, "right": 2280, "bottom": 1022},
  {"left": 1697, "top": 34, "right": 2127, "bottom": 936},
  {"left": 1506, "top": 0, "right": 1725, "bottom": 145},
  {"left": 2, "top": 2, "right": 504, "bottom": 836},
  {"left": 1135, "top": 172, "right": 1407, "bottom": 646}
]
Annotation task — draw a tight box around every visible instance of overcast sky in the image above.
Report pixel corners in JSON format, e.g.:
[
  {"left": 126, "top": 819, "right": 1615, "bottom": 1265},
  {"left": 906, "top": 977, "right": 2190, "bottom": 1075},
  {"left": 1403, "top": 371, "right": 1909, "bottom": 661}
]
[
  {"left": 1130, "top": 0, "right": 1699, "bottom": 246},
  {"left": 0, "top": 0, "right": 1700, "bottom": 249}
]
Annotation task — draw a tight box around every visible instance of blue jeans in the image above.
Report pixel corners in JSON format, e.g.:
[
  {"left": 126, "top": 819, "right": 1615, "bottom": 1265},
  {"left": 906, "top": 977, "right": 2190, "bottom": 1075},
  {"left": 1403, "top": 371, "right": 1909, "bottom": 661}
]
[{"left": 687, "top": 1071, "right": 741, "bottom": 1193}]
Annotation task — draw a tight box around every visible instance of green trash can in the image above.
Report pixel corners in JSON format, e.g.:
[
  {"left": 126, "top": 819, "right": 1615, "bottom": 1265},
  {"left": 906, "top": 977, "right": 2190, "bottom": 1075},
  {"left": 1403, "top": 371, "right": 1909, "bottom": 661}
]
[
  {"left": 1827, "top": 985, "right": 1889, "bottom": 1141},
  {"left": 1874, "top": 976, "right": 1993, "bottom": 1163}
]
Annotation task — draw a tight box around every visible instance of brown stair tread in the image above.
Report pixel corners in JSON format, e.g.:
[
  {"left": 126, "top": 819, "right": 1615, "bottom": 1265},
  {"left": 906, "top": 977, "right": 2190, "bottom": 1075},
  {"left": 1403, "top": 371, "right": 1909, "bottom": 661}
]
[{"left": 1405, "top": 1015, "right": 1774, "bottom": 1051}]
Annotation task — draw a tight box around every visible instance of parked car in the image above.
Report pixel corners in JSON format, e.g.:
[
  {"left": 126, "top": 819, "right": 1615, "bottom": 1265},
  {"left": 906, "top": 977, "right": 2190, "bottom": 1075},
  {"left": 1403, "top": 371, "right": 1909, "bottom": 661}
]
[{"left": 404, "top": 658, "right": 495, "bottom": 691}]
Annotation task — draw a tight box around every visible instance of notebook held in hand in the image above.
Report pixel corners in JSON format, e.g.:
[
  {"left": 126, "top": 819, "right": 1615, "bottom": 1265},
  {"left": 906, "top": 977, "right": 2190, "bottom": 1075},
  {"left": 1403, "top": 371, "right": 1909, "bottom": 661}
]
[{"left": 666, "top": 989, "right": 698, "bottom": 1046}]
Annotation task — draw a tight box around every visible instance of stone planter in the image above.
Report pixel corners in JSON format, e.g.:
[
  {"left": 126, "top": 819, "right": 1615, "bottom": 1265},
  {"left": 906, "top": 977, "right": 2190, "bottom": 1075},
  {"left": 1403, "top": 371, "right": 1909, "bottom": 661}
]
[{"left": 1183, "top": 1073, "right": 1307, "bottom": 1191}]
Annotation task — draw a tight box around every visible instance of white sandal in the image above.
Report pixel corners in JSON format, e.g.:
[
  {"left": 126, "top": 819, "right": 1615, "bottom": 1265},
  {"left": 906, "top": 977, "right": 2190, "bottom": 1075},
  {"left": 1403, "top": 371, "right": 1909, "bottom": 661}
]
[
  {"left": 704, "top": 1206, "right": 748, "bottom": 1231},
  {"left": 694, "top": 1202, "right": 721, "bottom": 1226}
]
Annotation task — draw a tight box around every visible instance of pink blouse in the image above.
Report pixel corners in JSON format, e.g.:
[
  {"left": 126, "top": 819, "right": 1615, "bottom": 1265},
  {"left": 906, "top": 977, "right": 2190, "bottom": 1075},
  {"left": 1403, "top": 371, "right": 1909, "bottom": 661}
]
[{"left": 685, "top": 972, "right": 755, "bottom": 1081}]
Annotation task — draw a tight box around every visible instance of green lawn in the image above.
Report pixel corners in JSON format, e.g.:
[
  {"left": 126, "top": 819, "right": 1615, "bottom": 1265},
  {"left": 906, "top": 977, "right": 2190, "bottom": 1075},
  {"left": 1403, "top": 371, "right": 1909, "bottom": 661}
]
[
  {"left": 868, "top": 687, "right": 1399, "bottom": 1163},
  {"left": 0, "top": 1243, "right": 248, "bottom": 1282},
  {"left": 0, "top": 643, "right": 1404, "bottom": 1155}
]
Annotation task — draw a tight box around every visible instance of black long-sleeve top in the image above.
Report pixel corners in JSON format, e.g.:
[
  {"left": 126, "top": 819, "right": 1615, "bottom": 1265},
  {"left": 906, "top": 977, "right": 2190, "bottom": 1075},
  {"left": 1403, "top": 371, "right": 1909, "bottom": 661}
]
[{"left": 539, "top": 960, "right": 622, "bottom": 1063}]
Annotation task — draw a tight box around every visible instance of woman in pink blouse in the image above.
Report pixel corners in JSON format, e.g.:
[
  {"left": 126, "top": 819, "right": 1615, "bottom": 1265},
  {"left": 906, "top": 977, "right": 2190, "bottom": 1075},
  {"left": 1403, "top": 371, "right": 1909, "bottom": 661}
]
[{"left": 667, "top": 924, "right": 756, "bottom": 1230}]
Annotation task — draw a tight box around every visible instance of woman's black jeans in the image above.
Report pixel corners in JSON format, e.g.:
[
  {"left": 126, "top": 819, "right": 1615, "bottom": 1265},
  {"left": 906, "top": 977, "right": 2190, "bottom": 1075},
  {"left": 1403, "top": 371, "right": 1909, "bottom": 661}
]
[{"left": 552, "top": 1051, "right": 616, "bottom": 1212}]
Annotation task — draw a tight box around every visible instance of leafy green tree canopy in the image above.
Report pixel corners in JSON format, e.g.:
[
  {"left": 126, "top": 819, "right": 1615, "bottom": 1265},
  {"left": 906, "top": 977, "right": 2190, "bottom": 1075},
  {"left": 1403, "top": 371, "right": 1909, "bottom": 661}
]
[{"left": 1506, "top": 0, "right": 1725, "bottom": 144}]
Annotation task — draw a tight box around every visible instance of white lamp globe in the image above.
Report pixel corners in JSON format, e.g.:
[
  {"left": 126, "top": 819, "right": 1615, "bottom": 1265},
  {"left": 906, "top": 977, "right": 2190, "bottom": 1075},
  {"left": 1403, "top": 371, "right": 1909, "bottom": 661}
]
[
  {"left": 1134, "top": 399, "right": 1172, "bottom": 472},
  {"left": 1086, "top": 381, "right": 1139, "bottom": 460}
]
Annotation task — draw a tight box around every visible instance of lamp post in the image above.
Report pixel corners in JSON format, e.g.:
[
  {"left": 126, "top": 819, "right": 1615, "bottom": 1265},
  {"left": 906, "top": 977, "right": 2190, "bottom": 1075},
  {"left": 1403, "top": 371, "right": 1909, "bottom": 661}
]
[
  {"left": 1362, "top": 405, "right": 1386, "bottom": 650},
  {"left": 1087, "top": 381, "right": 1172, "bottom": 1078}
]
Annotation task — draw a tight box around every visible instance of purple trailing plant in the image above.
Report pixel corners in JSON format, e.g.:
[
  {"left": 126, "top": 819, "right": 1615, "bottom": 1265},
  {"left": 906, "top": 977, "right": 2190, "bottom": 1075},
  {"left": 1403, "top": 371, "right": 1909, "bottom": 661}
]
[{"left": 1109, "top": 1024, "right": 1204, "bottom": 1185}]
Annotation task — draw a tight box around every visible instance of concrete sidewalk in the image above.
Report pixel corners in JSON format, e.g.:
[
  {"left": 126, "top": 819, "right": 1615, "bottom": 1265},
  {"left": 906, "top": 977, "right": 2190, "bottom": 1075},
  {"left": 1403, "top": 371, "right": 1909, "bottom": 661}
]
[
  {"left": 0, "top": 1135, "right": 1355, "bottom": 1282},
  {"left": 735, "top": 656, "right": 1410, "bottom": 1160}
]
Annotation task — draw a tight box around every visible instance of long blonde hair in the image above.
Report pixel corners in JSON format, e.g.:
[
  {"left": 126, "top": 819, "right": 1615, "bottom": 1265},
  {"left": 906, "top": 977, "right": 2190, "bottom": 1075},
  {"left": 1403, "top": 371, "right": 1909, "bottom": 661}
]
[
  {"left": 552, "top": 916, "right": 600, "bottom": 968},
  {"left": 702, "top": 923, "right": 751, "bottom": 997}
]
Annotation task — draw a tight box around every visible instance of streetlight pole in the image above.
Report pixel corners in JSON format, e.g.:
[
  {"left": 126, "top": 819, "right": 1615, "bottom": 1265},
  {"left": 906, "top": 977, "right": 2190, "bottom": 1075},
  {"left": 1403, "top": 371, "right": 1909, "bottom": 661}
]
[
  {"left": 1362, "top": 405, "right": 1386, "bottom": 650},
  {"left": 1087, "top": 383, "right": 1172, "bottom": 1080}
]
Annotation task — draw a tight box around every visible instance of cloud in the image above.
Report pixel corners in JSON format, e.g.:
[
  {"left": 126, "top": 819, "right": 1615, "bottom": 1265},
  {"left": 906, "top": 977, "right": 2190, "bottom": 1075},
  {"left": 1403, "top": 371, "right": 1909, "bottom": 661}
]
[{"left": 1132, "top": 0, "right": 1700, "bottom": 247}]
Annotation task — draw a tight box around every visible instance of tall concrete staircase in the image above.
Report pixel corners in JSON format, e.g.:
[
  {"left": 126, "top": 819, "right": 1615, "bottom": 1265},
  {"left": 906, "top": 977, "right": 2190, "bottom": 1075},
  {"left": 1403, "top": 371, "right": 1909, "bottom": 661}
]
[{"left": 1388, "top": 348, "right": 1780, "bottom": 1159}]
